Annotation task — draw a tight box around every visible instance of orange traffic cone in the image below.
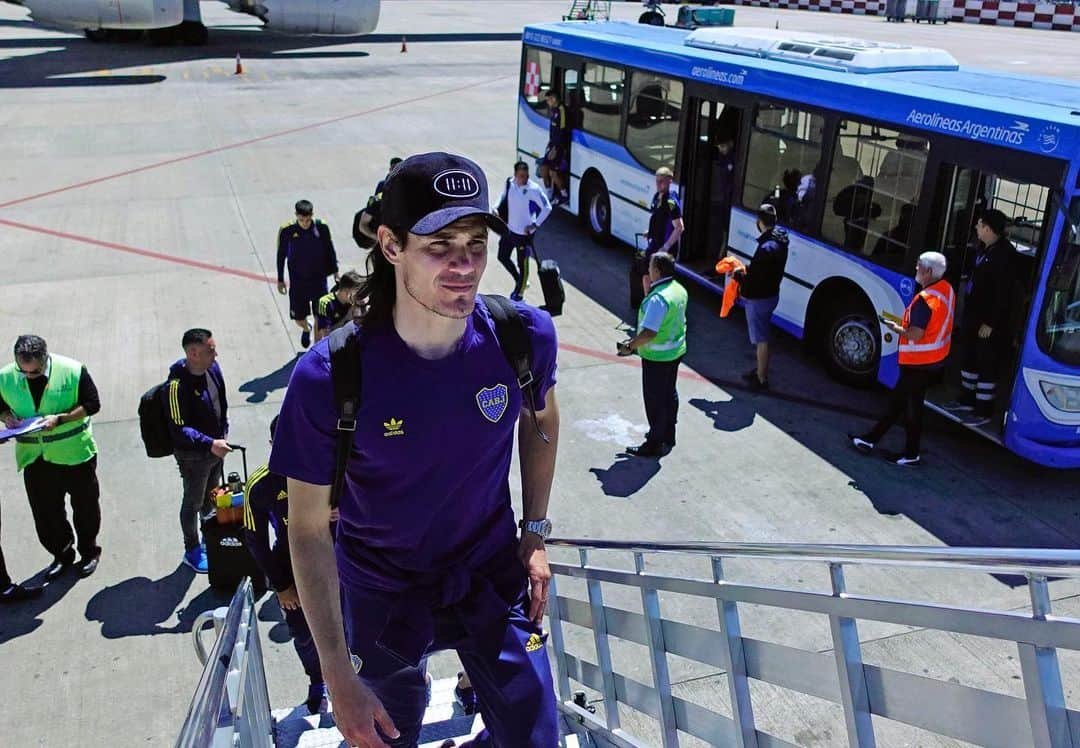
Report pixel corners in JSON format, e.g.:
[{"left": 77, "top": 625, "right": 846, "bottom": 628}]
[
  {"left": 234, "top": 52, "right": 243, "bottom": 75},
  {"left": 401, "top": 36, "right": 407, "bottom": 53}
]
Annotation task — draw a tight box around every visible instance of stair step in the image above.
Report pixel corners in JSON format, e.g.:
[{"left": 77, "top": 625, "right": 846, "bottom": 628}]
[{"left": 272, "top": 678, "right": 486, "bottom": 748}]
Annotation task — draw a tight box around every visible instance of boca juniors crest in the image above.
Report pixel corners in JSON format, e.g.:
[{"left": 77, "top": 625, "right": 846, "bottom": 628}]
[{"left": 476, "top": 384, "right": 510, "bottom": 423}]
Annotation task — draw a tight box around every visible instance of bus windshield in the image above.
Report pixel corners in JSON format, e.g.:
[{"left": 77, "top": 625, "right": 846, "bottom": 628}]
[{"left": 1039, "top": 197, "right": 1080, "bottom": 367}]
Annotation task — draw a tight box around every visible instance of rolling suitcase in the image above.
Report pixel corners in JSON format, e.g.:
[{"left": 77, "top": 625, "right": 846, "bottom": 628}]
[
  {"left": 532, "top": 243, "right": 565, "bottom": 317},
  {"left": 201, "top": 445, "right": 264, "bottom": 594}
]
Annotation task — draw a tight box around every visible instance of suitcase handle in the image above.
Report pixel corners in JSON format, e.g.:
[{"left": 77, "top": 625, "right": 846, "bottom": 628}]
[{"left": 224, "top": 443, "right": 248, "bottom": 484}]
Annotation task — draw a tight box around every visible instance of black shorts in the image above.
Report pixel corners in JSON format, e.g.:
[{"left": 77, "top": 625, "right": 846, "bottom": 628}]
[{"left": 289, "top": 284, "right": 326, "bottom": 320}]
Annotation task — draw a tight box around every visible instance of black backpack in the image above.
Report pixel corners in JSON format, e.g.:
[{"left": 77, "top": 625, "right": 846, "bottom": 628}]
[
  {"left": 138, "top": 382, "right": 174, "bottom": 458},
  {"left": 326, "top": 294, "right": 546, "bottom": 507},
  {"left": 495, "top": 177, "right": 512, "bottom": 226}
]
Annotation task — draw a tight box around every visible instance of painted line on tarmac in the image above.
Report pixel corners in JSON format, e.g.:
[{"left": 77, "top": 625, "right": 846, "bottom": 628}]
[
  {"left": 0, "top": 218, "right": 274, "bottom": 283},
  {"left": 0, "top": 74, "right": 515, "bottom": 211}
]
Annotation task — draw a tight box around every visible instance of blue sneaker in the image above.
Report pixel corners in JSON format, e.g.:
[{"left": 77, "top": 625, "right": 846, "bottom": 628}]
[
  {"left": 183, "top": 544, "right": 208, "bottom": 574},
  {"left": 510, "top": 291, "right": 524, "bottom": 302},
  {"left": 305, "top": 682, "right": 328, "bottom": 714}
]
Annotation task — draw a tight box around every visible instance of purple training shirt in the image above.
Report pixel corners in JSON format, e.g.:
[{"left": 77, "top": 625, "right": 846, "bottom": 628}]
[{"left": 269, "top": 297, "right": 557, "bottom": 593}]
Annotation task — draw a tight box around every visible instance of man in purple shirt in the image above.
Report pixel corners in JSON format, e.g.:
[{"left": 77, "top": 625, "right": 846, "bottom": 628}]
[{"left": 270, "top": 152, "right": 560, "bottom": 748}]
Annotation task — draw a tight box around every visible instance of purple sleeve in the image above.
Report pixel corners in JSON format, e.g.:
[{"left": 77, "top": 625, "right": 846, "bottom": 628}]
[
  {"left": 522, "top": 305, "right": 558, "bottom": 411},
  {"left": 268, "top": 345, "right": 338, "bottom": 485}
]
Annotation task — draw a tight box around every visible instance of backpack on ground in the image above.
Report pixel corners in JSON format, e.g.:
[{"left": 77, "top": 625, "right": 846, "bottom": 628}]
[
  {"left": 326, "top": 294, "right": 541, "bottom": 507},
  {"left": 138, "top": 382, "right": 174, "bottom": 458}
]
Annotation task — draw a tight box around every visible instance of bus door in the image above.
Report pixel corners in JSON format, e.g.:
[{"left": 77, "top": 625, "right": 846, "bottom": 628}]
[
  {"left": 680, "top": 97, "right": 742, "bottom": 273},
  {"left": 927, "top": 162, "right": 1055, "bottom": 431}
]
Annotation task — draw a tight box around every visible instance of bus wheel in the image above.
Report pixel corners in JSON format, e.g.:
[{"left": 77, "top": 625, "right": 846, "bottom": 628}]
[
  {"left": 823, "top": 306, "right": 880, "bottom": 387},
  {"left": 582, "top": 178, "right": 612, "bottom": 245},
  {"left": 639, "top": 11, "right": 665, "bottom": 26}
]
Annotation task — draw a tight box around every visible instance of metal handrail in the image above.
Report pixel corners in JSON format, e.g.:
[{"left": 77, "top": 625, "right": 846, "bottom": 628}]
[{"left": 547, "top": 538, "right": 1080, "bottom": 576}]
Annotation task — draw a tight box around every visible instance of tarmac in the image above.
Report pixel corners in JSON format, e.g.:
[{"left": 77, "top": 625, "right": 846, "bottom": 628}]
[{"left": 0, "top": 1, "right": 1078, "bottom": 746}]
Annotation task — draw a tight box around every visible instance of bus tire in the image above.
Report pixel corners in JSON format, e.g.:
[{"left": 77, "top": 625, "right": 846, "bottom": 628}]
[
  {"left": 822, "top": 300, "right": 880, "bottom": 387},
  {"left": 639, "top": 11, "right": 665, "bottom": 26},
  {"left": 581, "top": 177, "right": 613, "bottom": 245}
]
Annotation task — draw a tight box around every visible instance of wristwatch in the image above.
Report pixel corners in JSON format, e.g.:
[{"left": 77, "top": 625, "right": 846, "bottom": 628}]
[{"left": 519, "top": 518, "right": 553, "bottom": 539}]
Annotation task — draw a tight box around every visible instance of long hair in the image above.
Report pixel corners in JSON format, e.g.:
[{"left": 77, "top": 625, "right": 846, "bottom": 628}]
[{"left": 357, "top": 227, "right": 406, "bottom": 327}]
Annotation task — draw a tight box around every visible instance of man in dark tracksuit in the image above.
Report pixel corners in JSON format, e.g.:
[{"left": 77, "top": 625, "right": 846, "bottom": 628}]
[
  {"left": 243, "top": 416, "right": 328, "bottom": 714},
  {"left": 952, "top": 209, "right": 1015, "bottom": 424},
  {"left": 277, "top": 199, "right": 339, "bottom": 350},
  {"left": 353, "top": 157, "right": 403, "bottom": 249},
  {"left": 166, "top": 328, "right": 231, "bottom": 574}
]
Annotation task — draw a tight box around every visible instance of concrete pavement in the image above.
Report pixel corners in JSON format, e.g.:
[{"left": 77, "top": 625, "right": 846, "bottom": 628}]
[{"left": 0, "top": 2, "right": 1078, "bottom": 745}]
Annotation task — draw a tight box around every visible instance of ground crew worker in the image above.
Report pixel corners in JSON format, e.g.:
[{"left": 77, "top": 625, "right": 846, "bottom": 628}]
[
  {"left": 270, "top": 152, "right": 560, "bottom": 748},
  {"left": 541, "top": 89, "right": 570, "bottom": 205},
  {"left": 243, "top": 415, "right": 331, "bottom": 715},
  {"left": 618, "top": 252, "right": 687, "bottom": 458},
  {"left": 166, "top": 328, "right": 231, "bottom": 574},
  {"left": 0, "top": 335, "right": 102, "bottom": 580},
  {"left": 277, "top": 200, "right": 339, "bottom": 349},
  {"left": 947, "top": 209, "right": 1015, "bottom": 425},
  {"left": 849, "top": 252, "right": 954, "bottom": 466},
  {"left": 496, "top": 161, "right": 552, "bottom": 301},
  {"left": 315, "top": 271, "right": 363, "bottom": 342},
  {"left": 734, "top": 204, "right": 789, "bottom": 391}
]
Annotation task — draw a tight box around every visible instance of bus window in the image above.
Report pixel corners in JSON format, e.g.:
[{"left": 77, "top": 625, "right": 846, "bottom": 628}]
[
  {"left": 989, "top": 178, "right": 1051, "bottom": 259},
  {"left": 522, "top": 47, "right": 553, "bottom": 115},
  {"left": 822, "top": 121, "right": 928, "bottom": 273},
  {"left": 1037, "top": 197, "right": 1080, "bottom": 367},
  {"left": 581, "top": 62, "right": 625, "bottom": 142},
  {"left": 740, "top": 103, "right": 824, "bottom": 232},
  {"left": 625, "top": 72, "right": 683, "bottom": 172}
]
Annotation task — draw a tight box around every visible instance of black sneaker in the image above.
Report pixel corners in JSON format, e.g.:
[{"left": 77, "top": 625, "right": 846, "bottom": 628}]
[
  {"left": 77, "top": 549, "right": 102, "bottom": 578},
  {"left": 300, "top": 329, "right": 311, "bottom": 349},
  {"left": 45, "top": 548, "right": 76, "bottom": 581},
  {"left": 455, "top": 671, "right": 480, "bottom": 715},
  {"left": 626, "top": 442, "right": 665, "bottom": 458},
  {"left": 0, "top": 583, "right": 44, "bottom": 604},
  {"left": 847, "top": 434, "right": 874, "bottom": 455}
]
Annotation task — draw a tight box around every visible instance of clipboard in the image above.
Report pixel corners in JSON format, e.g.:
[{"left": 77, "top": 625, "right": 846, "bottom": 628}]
[
  {"left": 0, "top": 417, "right": 48, "bottom": 442},
  {"left": 878, "top": 310, "right": 902, "bottom": 325}
]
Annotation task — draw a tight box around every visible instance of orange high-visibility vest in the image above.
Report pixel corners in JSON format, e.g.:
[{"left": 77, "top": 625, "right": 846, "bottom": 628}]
[{"left": 898, "top": 278, "right": 955, "bottom": 366}]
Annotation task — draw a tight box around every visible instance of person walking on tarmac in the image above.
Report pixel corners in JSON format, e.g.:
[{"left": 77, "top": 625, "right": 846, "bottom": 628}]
[
  {"left": 270, "top": 152, "right": 560, "bottom": 748},
  {"left": 0, "top": 335, "right": 103, "bottom": 581},
  {"left": 849, "top": 252, "right": 955, "bottom": 466},
  {"left": 315, "top": 271, "right": 364, "bottom": 342},
  {"left": 496, "top": 161, "right": 552, "bottom": 301},
  {"left": 243, "top": 415, "right": 334, "bottom": 715},
  {"left": 166, "top": 328, "right": 232, "bottom": 574},
  {"left": 278, "top": 200, "right": 339, "bottom": 349},
  {"left": 946, "top": 209, "right": 1015, "bottom": 426},
  {"left": 618, "top": 252, "right": 688, "bottom": 458},
  {"left": 733, "top": 204, "right": 789, "bottom": 391}
]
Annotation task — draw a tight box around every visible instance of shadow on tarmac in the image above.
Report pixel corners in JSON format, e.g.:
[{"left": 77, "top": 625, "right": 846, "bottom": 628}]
[
  {"left": 0, "top": 27, "right": 519, "bottom": 89},
  {"left": 533, "top": 211, "right": 1080, "bottom": 568},
  {"left": 239, "top": 353, "right": 301, "bottom": 403},
  {"left": 589, "top": 455, "right": 663, "bottom": 498},
  {"left": 0, "top": 570, "right": 79, "bottom": 645},
  {"left": 83, "top": 564, "right": 234, "bottom": 638}
]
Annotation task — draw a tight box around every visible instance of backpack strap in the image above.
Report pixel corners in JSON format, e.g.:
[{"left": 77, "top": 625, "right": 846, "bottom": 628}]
[
  {"left": 328, "top": 324, "right": 363, "bottom": 509},
  {"left": 481, "top": 295, "right": 550, "bottom": 443}
]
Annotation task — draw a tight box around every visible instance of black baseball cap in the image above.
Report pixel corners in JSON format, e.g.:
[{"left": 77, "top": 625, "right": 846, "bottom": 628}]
[{"left": 380, "top": 152, "right": 507, "bottom": 236}]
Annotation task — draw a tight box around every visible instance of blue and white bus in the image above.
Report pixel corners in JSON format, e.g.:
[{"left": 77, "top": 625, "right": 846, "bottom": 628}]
[{"left": 516, "top": 21, "right": 1080, "bottom": 467}]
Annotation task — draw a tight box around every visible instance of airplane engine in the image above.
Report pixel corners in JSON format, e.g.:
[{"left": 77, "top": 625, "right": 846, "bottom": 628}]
[
  {"left": 254, "top": 0, "right": 379, "bottom": 35},
  {"left": 22, "top": 0, "right": 183, "bottom": 29}
]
